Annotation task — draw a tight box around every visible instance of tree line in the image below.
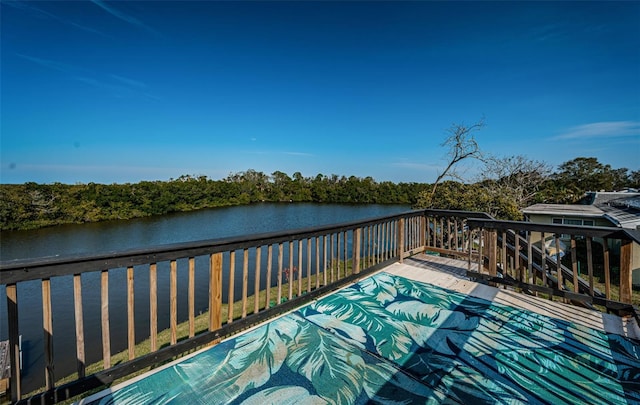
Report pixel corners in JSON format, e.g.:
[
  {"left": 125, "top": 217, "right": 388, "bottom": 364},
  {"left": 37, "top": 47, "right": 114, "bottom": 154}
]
[{"left": 1, "top": 157, "right": 638, "bottom": 231}]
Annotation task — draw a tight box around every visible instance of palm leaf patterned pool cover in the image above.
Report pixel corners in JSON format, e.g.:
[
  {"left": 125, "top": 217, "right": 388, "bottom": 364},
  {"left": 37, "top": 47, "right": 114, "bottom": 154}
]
[{"left": 88, "top": 272, "right": 640, "bottom": 404}]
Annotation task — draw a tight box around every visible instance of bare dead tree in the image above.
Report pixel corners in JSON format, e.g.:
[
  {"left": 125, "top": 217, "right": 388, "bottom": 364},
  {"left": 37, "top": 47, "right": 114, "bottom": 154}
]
[
  {"left": 480, "top": 154, "right": 552, "bottom": 211},
  {"left": 427, "top": 119, "right": 485, "bottom": 204}
]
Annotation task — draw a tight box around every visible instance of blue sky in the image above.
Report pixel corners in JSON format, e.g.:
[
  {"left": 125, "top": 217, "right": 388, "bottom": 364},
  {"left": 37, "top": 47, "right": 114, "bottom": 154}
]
[{"left": 1, "top": 1, "right": 639, "bottom": 185}]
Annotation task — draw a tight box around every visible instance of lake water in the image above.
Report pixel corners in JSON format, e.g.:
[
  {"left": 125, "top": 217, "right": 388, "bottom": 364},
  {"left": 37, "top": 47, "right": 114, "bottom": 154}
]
[{"left": 0, "top": 203, "right": 411, "bottom": 392}]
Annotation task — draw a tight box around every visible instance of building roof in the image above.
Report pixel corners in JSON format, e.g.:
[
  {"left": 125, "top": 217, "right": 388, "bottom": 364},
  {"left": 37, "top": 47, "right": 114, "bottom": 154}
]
[
  {"left": 523, "top": 192, "right": 640, "bottom": 230},
  {"left": 522, "top": 204, "right": 604, "bottom": 217}
]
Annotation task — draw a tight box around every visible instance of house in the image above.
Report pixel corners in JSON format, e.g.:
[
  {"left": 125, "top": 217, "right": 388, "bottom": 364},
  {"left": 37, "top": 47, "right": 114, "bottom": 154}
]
[{"left": 522, "top": 191, "right": 640, "bottom": 287}]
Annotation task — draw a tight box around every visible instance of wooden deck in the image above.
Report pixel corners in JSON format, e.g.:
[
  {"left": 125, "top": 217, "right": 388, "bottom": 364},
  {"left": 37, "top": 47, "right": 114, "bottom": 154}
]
[
  {"left": 397, "top": 254, "right": 640, "bottom": 340},
  {"left": 81, "top": 253, "right": 640, "bottom": 404}
]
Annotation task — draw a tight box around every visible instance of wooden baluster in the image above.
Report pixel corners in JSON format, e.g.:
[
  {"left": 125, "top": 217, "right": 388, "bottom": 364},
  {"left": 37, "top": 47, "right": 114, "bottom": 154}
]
[
  {"left": 467, "top": 228, "right": 473, "bottom": 272},
  {"left": 620, "top": 240, "right": 633, "bottom": 304},
  {"left": 501, "top": 231, "right": 507, "bottom": 278},
  {"left": 337, "top": 232, "right": 342, "bottom": 278},
  {"left": 354, "top": 228, "right": 361, "bottom": 274},
  {"left": 265, "top": 245, "right": 273, "bottom": 309},
  {"left": 100, "top": 270, "right": 111, "bottom": 369},
  {"left": 149, "top": 263, "right": 157, "bottom": 352},
  {"left": 398, "top": 218, "right": 405, "bottom": 263},
  {"left": 555, "top": 235, "right": 563, "bottom": 296},
  {"left": 527, "top": 232, "right": 533, "bottom": 285},
  {"left": 298, "top": 240, "right": 303, "bottom": 295},
  {"left": 289, "top": 241, "right": 294, "bottom": 300},
  {"left": 586, "top": 237, "right": 594, "bottom": 297},
  {"left": 6, "top": 283, "right": 21, "bottom": 402},
  {"left": 377, "top": 223, "right": 381, "bottom": 262},
  {"left": 277, "top": 243, "right": 283, "bottom": 305},
  {"left": 477, "top": 230, "right": 484, "bottom": 274},
  {"left": 514, "top": 232, "right": 521, "bottom": 282},
  {"left": 242, "top": 248, "right": 249, "bottom": 318},
  {"left": 209, "top": 253, "right": 223, "bottom": 331},
  {"left": 570, "top": 236, "right": 578, "bottom": 293},
  {"left": 488, "top": 230, "right": 497, "bottom": 278},
  {"left": 228, "top": 251, "right": 236, "bottom": 323},
  {"left": 188, "top": 257, "right": 195, "bottom": 337},
  {"left": 170, "top": 260, "right": 177, "bottom": 345},
  {"left": 603, "top": 238, "right": 611, "bottom": 300},
  {"left": 73, "top": 273, "right": 85, "bottom": 378},
  {"left": 254, "top": 246, "right": 262, "bottom": 314},
  {"left": 540, "top": 232, "right": 547, "bottom": 289},
  {"left": 454, "top": 219, "right": 460, "bottom": 252},
  {"left": 330, "top": 234, "right": 335, "bottom": 282},
  {"left": 307, "top": 238, "right": 312, "bottom": 293},
  {"left": 42, "top": 278, "right": 54, "bottom": 389},
  {"left": 127, "top": 266, "right": 135, "bottom": 360},
  {"left": 323, "top": 235, "right": 328, "bottom": 286},
  {"left": 227, "top": 250, "right": 236, "bottom": 323},
  {"left": 439, "top": 218, "right": 444, "bottom": 249},
  {"left": 343, "top": 231, "right": 348, "bottom": 276},
  {"left": 315, "top": 237, "right": 320, "bottom": 289}
]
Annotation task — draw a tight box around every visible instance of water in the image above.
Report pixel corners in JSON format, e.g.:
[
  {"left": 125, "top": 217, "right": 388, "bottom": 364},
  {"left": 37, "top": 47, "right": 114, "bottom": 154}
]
[{"left": 0, "top": 203, "right": 410, "bottom": 392}]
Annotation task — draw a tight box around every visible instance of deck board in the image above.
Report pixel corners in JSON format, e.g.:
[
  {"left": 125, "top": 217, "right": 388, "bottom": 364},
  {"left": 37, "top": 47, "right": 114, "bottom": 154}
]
[
  {"left": 398, "top": 255, "right": 640, "bottom": 340},
  {"left": 80, "top": 254, "right": 640, "bottom": 404}
]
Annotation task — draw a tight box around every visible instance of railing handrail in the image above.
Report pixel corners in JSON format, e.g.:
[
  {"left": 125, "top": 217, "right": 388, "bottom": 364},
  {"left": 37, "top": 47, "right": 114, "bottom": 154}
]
[
  {"left": 467, "top": 218, "right": 640, "bottom": 243},
  {"left": 0, "top": 209, "right": 490, "bottom": 284}
]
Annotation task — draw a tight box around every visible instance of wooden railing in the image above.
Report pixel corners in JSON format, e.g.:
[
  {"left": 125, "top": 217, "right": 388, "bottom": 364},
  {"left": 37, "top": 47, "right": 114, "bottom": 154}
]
[{"left": 1, "top": 209, "right": 637, "bottom": 404}]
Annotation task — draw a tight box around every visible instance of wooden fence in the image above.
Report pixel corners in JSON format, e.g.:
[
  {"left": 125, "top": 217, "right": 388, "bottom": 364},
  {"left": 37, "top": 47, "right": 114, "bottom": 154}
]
[{"left": 0, "top": 209, "right": 637, "bottom": 403}]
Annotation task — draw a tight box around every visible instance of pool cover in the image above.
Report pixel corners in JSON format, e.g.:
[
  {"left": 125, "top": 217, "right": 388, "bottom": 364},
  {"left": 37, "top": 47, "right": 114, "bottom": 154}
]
[{"left": 84, "top": 272, "right": 640, "bottom": 404}]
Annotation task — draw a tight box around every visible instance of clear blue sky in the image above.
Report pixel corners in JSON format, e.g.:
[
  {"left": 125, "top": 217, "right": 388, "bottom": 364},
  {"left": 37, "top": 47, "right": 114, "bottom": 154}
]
[{"left": 2, "top": 1, "right": 639, "bottom": 185}]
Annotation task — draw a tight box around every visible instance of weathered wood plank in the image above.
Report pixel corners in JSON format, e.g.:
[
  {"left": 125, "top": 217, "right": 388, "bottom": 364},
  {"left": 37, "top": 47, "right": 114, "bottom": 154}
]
[
  {"left": 586, "top": 237, "right": 594, "bottom": 297},
  {"left": 242, "top": 248, "right": 249, "bottom": 318},
  {"left": 227, "top": 251, "right": 236, "bottom": 323},
  {"left": 149, "top": 263, "right": 157, "bottom": 352},
  {"left": 254, "top": 247, "right": 262, "bottom": 314},
  {"left": 277, "top": 243, "right": 283, "bottom": 305},
  {"left": 288, "top": 241, "right": 294, "bottom": 300},
  {"left": 42, "top": 278, "right": 54, "bottom": 389},
  {"left": 100, "top": 270, "right": 111, "bottom": 369},
  {"left": 315, "top": 237, "right": 320, "bottom": 289},
  {"left": 73, "top": 274, "right": 85, "bottom": 378},
  {"left": 6, "top": 284, "right": 21, "bottom": 402},
  {"left": 298, "top": 240, "right": 303, "bottom": 293},
  {"left": 571, "top": 236, "right": 579, "bottom": 293},
  {"left": 620, "top": 240, "right": 633, "bottom": 304},
  {"left": 170, "top": 259, "right": 177, "bottom": 345},
  {"left": 265, "top": 245, "right": 273, "bottom": 309},
  {"left": 127, "top": 267, "right": 135, "bottom": 360},
  {"left": 188, "top": 257, "right": 195, "bottom": 338},
  {"left": 603, "top": 238, "right": 611, "bottom": 300},
  {"left": 398, "top": 218, "right": 405, "bottom": 263},
  {"left": 307, "top": 238, "right": 312, "bottom": 293},
  {"left": 209, "top": 253, "right": 223, "bottom": 331}
]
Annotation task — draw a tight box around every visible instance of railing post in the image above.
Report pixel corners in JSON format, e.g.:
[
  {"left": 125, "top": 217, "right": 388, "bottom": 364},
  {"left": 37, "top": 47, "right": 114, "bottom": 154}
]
[
  {"left": 620, "top": 239, "right": 633, "bottom": 304},
  {"left": 398, "top": 218, "right": 405, "bottom": 263},
  {"left": 6, "top": 284, "right": 21, "bottom": 402}
]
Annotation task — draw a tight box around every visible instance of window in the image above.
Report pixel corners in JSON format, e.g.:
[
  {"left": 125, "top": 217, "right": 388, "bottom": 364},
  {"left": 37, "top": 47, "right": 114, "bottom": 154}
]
[{"left": 552, "top": 218, "right": 595, "bottom": 226}]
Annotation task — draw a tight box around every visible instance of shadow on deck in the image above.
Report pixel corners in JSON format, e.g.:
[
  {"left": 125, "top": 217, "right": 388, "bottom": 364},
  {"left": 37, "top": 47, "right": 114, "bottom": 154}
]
[{"left": 81, "top": 254, "right": 640, "bottom": 404}]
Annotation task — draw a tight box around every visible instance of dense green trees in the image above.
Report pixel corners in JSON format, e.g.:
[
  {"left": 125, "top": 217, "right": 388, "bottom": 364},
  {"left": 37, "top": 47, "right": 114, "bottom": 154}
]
[
  {"left": 1, "top": 157, "right": 637, "bottom": 231},
  {"left": 0, "top": 172, "right": 428, "bottom": 230},
  {"left": 415, "top": 156, "right": 638, "bottom": 220}
]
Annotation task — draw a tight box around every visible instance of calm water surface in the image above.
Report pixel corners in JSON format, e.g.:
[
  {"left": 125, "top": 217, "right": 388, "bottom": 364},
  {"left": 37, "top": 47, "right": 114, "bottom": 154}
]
[{"left": 0, "top": 203, "right": 411, "bottom": 392}]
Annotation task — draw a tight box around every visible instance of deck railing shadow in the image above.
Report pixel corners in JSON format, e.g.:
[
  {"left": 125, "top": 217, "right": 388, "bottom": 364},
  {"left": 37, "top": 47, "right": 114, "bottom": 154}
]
[
  {"left": 1, "top": 208, "right": 638, "bottom": 403},
  {"left": 373, "top": 280, "right": 639, "bottom": 404}
]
